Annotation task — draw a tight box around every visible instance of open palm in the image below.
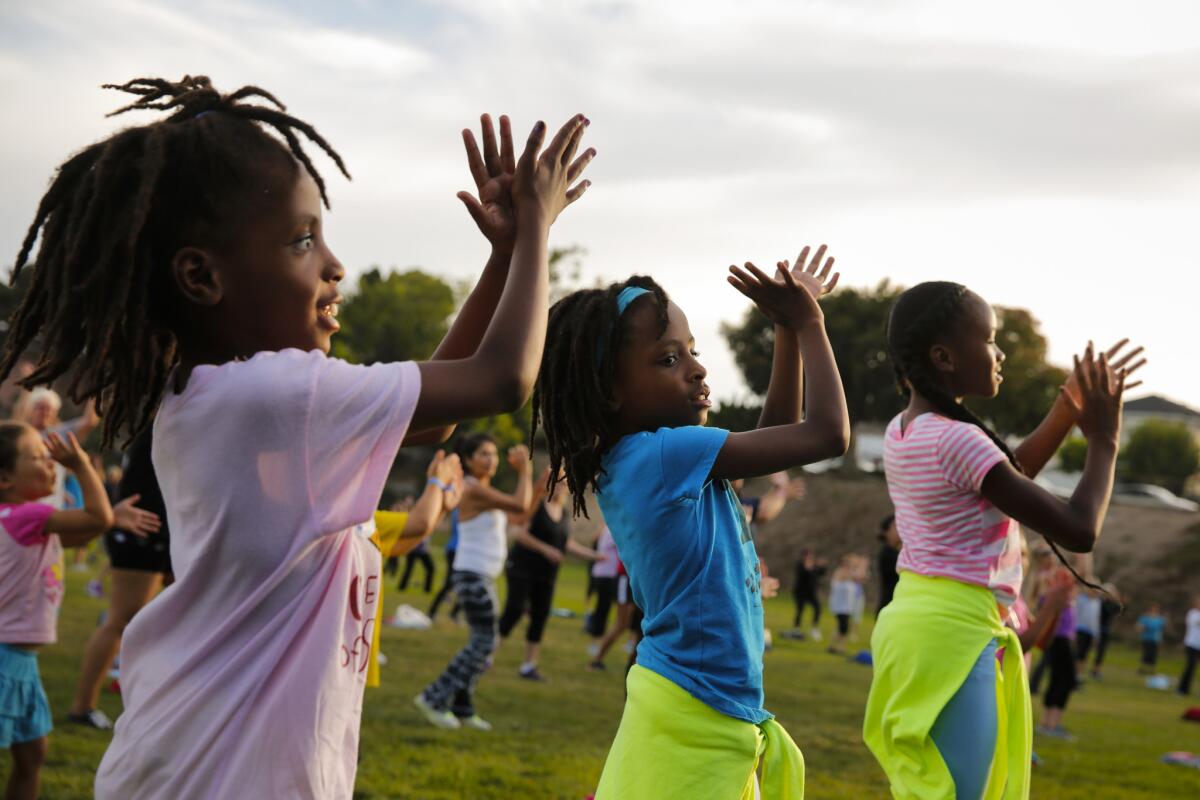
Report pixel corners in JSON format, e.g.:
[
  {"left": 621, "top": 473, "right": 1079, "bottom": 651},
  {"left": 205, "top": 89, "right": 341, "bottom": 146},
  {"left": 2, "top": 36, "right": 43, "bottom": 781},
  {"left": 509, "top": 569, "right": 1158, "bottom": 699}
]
[
  {"left": 459, "top": 114, "right": 518, "bottom": 251},
  {"left": 779, "top": 244, "right": 839, "bottom": 300}
]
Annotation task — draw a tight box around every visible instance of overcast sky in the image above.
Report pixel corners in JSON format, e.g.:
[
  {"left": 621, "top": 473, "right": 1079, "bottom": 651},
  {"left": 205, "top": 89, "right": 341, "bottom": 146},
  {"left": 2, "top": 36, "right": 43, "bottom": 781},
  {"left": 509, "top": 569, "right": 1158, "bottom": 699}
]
[{"left": 2, "top": 0, "right": 1198, "bottom": 412}]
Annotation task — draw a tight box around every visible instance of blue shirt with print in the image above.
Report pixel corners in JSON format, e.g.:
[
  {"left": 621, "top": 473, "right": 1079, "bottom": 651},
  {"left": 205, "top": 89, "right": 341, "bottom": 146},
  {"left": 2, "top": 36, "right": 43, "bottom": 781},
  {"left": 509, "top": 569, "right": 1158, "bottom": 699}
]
[{"left": 597, "top": 426, "right": 769, "bottom": 723}]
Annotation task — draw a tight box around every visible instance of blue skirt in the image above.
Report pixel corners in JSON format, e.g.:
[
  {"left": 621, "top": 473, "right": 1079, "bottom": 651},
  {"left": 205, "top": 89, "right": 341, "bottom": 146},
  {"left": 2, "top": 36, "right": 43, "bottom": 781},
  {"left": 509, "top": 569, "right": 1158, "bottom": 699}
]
[{"left": 0, "top": 644, "right": 53, "bottom": 747}]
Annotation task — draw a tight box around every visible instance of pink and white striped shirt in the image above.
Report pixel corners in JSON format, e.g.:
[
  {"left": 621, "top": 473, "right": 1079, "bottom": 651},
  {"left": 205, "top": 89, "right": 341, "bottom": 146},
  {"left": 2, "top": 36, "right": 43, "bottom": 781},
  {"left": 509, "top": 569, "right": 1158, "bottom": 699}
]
[{"left": 884, "top": 413, "right": 1023, "bottom": 606}]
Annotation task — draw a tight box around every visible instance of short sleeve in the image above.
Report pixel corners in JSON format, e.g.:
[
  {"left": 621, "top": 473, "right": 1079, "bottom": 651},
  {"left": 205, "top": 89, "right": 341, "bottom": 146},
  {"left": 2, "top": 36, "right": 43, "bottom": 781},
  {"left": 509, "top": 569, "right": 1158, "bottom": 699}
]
[
  {"left": 0, "top": 503, "right": 55, "bottom": 546},
  {"left": 937, "top": 422, "right": 1007, "bottom": 492},
  {"left": 657, "top": 426, "right": 730, "bottom": 502},
  {"left": 306, "top": 357, "right": 421, "bottom": 533}
]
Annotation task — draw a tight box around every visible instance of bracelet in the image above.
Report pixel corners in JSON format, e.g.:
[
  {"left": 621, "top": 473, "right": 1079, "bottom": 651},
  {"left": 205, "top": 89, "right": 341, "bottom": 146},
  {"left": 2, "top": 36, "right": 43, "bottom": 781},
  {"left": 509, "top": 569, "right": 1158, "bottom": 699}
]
[{"left": 427, "top": 478, "right": 451, "bottom": 492}]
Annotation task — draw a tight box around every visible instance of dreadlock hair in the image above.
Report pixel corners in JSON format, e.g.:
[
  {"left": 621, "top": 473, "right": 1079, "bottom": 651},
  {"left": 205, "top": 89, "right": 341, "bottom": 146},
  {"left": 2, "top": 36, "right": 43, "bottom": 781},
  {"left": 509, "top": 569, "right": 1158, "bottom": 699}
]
[
  {"left": 530, "top": 275, "right": 670, "bottom": 518},
  {"left": 0, "top": 75, "right": 350, "bottom": 447},
  {"left": 886, "top": 281, "right": 1105, "bottom": 594}
]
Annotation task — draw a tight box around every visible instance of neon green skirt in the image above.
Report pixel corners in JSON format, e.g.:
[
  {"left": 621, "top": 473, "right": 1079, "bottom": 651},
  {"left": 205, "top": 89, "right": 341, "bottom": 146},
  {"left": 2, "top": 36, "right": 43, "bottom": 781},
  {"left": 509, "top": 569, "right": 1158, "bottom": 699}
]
[
  {"left": 596, "top": 665, "right": 804, "bottom": 799},
  {"left": 864, "top": 573, "right": 1030, "bottom": 799}
]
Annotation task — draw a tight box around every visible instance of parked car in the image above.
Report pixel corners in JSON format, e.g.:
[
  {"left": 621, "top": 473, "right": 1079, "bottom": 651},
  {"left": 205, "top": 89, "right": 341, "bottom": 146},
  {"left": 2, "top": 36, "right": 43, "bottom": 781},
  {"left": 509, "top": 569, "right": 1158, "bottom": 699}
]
[{"left": 1112, "top": 483, "right": 1200, "bottom": 512}]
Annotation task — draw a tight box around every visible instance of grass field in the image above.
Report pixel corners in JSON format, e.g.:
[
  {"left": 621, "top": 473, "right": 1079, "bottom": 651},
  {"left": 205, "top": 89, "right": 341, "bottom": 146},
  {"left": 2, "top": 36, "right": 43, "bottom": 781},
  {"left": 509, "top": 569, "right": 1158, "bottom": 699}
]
[{"left": 8, "top": 557, "right": 1200, "bottom": 799}]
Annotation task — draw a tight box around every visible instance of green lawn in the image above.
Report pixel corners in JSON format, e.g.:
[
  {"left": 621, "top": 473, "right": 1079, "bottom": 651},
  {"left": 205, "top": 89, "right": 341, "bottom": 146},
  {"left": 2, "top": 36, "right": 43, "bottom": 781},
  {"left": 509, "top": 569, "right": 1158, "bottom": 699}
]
[{"left": 9, "top": 560, "right": 1200, "bottom": 799}]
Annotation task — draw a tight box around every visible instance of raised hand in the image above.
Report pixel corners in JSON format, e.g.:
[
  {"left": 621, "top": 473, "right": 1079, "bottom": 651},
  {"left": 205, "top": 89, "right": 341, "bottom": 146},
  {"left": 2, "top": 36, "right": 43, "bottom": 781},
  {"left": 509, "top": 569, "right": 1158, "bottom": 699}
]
[
  {"left": 512, "top": 114, "right": 594, "bottom": 227},
  {"left": 507, "top": 444, "right": 531, "bottom": 471},
  {"left": 779, "top": 244, "right": 840, "bottom": 300},
  {"left": 728, "top": 259, "right": 828, "bottom": 331},
  {"left": 1062, "top": 339, "right": 1145, "bottom": 414},
  {"left": 1058, "top": 342, "right": 1125, "bottom": 445},
  {"left": 427, "top": 451, "right": 464, "bottom": 487},
  {"left": 458, "top": 114, "right": 518, "bottom": 252},
  {"left": 45, "top": 431, "right": 86, "bottom": 470},
  {"left": 112, "top": 494, "right": 161, "bottom": 538}
]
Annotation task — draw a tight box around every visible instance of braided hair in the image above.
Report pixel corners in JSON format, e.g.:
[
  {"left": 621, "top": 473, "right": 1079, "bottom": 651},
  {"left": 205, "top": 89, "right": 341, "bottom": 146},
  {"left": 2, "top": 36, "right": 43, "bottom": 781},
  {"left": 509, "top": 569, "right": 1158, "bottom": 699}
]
[
  {"left": 530, "top": 275, "right": 669, "bottom": 517},
  {"left": 886, "top": 281, "right": 1102, "bottom": 592},
  {"left": 0, "top": 75, "right": 350, "bottom": 446}
]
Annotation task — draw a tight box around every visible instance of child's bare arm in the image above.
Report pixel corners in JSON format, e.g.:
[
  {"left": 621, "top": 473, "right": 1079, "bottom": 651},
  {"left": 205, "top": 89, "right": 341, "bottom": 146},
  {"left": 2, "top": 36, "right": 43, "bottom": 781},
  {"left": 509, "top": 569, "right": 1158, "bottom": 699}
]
[
  {"left": 712, "top": 255, "right": 849, "bottom": 480},
  {"left": 412, "top": 115, "right": 592, "bottom": 430},
  {"left": 44, "top": 433, "right": 115, "bottom": 546}
]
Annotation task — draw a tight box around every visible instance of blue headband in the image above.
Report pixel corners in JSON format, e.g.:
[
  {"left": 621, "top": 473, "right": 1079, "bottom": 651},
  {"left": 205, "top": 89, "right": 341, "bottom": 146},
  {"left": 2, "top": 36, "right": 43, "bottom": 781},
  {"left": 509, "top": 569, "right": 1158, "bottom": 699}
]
[{"left": 596, "top": 286, "right": 651, "bottom": 362}]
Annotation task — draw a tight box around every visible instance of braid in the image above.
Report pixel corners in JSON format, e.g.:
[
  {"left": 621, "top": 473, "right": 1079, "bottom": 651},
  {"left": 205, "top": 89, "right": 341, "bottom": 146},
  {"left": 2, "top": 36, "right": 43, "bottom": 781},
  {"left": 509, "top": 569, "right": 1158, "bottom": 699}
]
[
  {"left": 0, "top": 75, "right": 349, "bottom": 447},
  {"left": 887, "top": 282, "right": 1105, "bottom": 595},
  {"left": 531, "top": 276, "right": 669, "bottom": 517}
]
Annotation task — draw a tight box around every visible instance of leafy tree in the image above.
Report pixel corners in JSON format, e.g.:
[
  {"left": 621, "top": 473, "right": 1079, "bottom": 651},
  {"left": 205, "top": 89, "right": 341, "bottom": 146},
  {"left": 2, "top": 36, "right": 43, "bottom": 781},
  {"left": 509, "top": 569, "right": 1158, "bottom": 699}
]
[
  {"left": 332, "top": 268, "right": 455, "bottom": 365},
  {"left": 1121, "top": 420, "right": 1200, "bottom": 495},
  {"left": 1057, "top": 436, "right": 1088, "bottom": 473},
  {"left": 721, "top": 281, "right": 904, "bottom": 470}
]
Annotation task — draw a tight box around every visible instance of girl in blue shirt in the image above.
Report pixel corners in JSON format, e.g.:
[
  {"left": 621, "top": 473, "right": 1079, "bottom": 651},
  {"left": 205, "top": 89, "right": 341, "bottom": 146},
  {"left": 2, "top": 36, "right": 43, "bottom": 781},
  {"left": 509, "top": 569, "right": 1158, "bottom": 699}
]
[{"left": 532, "top": 247, "right": 850, "bottom": 799}]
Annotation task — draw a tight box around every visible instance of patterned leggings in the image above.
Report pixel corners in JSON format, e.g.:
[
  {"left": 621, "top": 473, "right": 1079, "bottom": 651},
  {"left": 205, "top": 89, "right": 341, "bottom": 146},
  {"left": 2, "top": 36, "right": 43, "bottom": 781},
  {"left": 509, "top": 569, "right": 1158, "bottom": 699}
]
[{"left": 421, "top": 570, "right": 497, "bottom": 718}]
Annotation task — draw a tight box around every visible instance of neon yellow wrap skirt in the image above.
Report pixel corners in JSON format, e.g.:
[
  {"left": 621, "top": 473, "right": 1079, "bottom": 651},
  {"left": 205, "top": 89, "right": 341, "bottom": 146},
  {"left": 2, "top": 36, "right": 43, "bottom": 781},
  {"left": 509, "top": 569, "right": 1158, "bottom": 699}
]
[
  {"left": 863, "top": 572, "right": 1030, "bottom": 799},
  {"left": 595, "top": 665, "right": 804, "bottom": 799}
]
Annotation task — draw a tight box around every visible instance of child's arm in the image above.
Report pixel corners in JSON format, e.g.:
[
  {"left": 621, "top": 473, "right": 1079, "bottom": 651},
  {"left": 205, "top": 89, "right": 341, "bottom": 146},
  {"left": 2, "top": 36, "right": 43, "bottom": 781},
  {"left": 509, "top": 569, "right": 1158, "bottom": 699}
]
[
  {"left": 1013, "top": 339, "right": 1144, "bottom": 478},
  {"left": 44, "top": 433, "right": 115, "bottom": 546},
  {"left": 981, "top": 345, "right": 1125, "bottom": 553},
  {"left": 389, "top": 451, "right": 462, "bottom": 557},
  {"left": 753, "top": 472, "right": 806, "bottom": 524},
  {"left": 712, "top": 252, "right": 850, "bottom": 480},
  {"left": 406, "top": 116, "right": 598, "bottom": 445},
  {"left": 410, "top": 115, "right": 593, "bottom": 431},
  {"left": 462, "top": 445, "right": 535, "bottom": 515},
  {"left": 566, "top": 537, "right": 605, "bottom": 562}
]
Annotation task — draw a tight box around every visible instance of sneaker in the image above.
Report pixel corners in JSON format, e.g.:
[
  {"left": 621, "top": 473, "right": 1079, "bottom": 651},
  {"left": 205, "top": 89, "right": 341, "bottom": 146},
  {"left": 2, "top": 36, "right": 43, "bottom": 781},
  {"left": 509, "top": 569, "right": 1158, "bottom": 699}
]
[
  {"left": 412, "top": 695, "right": 460, "bottom": 730},
  {"left": 376, "top": 652, "right": 388, "bottom": 667},
  {"left": 1036, "top": 725, "right": 1075, "bottom": 741},
  {"left": 460, "top": 714, "right": 492, "bottom": 731},
  {"left": 518, "top": 666, "right": 546, "bottom": 682},
  {"left": 809, "top": 628, "right": 823, "bottom": 642},
  {"left": 85, "top": 579, "right": 105, "bottom": 599},
  {"left": 587, "top": 643, "right": 601, "bottom": 658},
  {"left": 67, "top": 709, "right": 113, "bottom": 730},
  {"left": 587, "top": 660, "right": 607, "bottom": 672}
]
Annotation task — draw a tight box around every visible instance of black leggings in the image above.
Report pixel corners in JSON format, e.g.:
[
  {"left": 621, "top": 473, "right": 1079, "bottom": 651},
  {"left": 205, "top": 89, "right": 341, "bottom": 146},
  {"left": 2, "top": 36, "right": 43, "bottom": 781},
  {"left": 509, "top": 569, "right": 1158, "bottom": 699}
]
[
  {"left": 1142, "top": 640, "right": 1160, "bottom": 668},
  {"left": 399, "top": 549, "right": 435, "bottom": 593},
  {"left": 794, "top": 591, "right": 821, "bottom": 627},
  {"left": 1179, "top": 647, "right": 1199, "bottom": 695},
  {"left": 428, "top": 549, "right": 456, "bottom": 617},
  {"left": 587, "top": 577, "right": 617, "bottom": 637},
  {"left": 1092, "top": 626, "right": 1112, "bottom": 670},
  {"left": 1043, "top": 635, "right": 1077, "bottom": 710},
  {"left": 498, "top": 572, "right": 555, "bottom": 644},
  {"left": 1074, "top": 630, "right": 1095, "bottom": 665}
]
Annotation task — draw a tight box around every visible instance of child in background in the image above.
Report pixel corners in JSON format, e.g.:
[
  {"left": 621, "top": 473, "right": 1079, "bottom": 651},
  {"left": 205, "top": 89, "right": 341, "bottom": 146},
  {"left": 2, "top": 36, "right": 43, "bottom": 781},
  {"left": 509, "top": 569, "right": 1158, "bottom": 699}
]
[
  {"left": 1137, "top": 604, "right": 1167, "bottom": 675},
  {"left": 0, "top": 426, "right": 115, "bottom": 800},
  {"left": 866, "top": 278, "right": 1140, "bottom": 800},
  {"left": 792, "top": 549, "right": 827, "bottom": 640},
  {"left": 534, "top": 245, "right": 849, "bottom": 798},
  {"left": 1037, "top": 564, "right": 1079, "bottom": 740},
  {"left": 1178, "top": 595, "right": 1200, "bottom": 696},
  {"left": 0, "top": 75, "right": 592, "bottom": 799},
  {"left": 1073, "top": 588, "right": 1102, "bottom": 675},
  {"left": 827, "top": 554, "right": 862, "bottom": 655}
]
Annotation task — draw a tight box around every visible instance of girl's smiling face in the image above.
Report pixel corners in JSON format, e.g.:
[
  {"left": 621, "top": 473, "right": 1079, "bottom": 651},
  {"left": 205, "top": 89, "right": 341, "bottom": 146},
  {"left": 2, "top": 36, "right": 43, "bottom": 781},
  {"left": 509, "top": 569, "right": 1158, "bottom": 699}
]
[
  {"left": 612, "top": 298, "right": 711, "bottom": 435},
  {"left": 0, "top": 427, "right": 57, "bottom": 501},
  {"left": 173, "top": 168, "right": 346, "bottom": 362},
  {"left": 932, "top": 290, "right": 1006, "bottom": 400}
]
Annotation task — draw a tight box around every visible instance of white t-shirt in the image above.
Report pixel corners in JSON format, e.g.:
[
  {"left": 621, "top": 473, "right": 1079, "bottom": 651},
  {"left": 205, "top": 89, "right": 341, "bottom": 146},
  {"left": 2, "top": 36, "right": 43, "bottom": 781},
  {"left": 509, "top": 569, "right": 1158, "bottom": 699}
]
[
  {"left": 591, "top": 527, "right": 620, "bottom": 578},
  {"left": 830, "top": 579, "right": 858, "bottom": 615},
  {"left": 95, "top": 349, "right": 419, "bottom": 800},
  {"left": 452, "top": 508, "right": 507, "bottom": 579},
  {"left": 1185, "top": 608, "right": 1200, "bottom": 650}
]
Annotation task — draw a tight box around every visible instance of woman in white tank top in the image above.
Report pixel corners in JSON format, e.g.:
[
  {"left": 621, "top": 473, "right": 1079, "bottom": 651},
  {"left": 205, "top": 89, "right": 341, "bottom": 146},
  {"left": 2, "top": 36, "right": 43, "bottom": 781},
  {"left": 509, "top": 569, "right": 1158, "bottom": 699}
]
[{"left": 415, "top": 433, "right": 539, "bottom": 731}]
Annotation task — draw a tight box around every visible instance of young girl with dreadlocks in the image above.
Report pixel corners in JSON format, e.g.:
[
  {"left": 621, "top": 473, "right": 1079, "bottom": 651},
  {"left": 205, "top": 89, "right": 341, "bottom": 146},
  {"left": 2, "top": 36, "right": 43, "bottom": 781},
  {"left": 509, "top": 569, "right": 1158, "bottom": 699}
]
[
  {"left": 534, "top": 245, "right": 850, "bottom": 799},
  {"left": 864, "top": 281, "right": 1145, "bottom": 800},
  {"left": 0, "top": 75, "right": 594, "bottom": 798}
]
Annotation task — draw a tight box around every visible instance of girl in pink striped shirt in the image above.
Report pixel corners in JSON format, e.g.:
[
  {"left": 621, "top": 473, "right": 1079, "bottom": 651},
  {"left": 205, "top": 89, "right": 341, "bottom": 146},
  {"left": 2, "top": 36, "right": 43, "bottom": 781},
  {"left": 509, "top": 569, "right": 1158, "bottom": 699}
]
[{"left": 864, "top": 281, "right": 1143, "bottom": 800}]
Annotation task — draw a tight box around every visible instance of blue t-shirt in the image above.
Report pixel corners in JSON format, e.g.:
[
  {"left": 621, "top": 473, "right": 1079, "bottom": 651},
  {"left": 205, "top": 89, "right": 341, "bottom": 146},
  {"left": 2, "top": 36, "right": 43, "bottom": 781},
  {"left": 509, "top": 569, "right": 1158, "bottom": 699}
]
[
  {"left": 1138, "top": 614, "right": 1165, "bottom": 643},
  {"left": 597, "top": 426, "right": 769, "bottom": 723}
]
